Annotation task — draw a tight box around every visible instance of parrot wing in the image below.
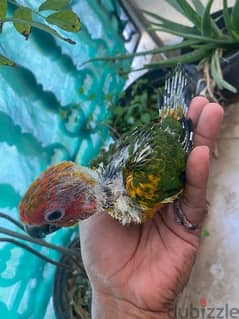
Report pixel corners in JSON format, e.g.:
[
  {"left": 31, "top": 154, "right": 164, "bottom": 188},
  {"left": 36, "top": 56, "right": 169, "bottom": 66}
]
[{"left": 91, "top": 65, "right": 194, "bottom": 210}]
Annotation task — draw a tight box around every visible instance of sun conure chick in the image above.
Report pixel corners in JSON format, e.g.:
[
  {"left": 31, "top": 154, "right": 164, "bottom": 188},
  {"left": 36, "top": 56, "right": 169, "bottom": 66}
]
[{"left": 19, "top": 66, "right": 193, "bottom": 238}]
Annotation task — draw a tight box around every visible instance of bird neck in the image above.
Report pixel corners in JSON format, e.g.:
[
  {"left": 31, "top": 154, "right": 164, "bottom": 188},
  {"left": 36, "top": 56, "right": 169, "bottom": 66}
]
[{"left": 78, "top": 167, "right": 115, "bottom": 212}]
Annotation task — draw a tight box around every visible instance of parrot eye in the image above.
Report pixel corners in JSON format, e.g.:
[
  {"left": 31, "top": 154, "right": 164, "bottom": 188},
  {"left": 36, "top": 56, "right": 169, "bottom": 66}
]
[{"left": 45, "top": 210, "right": 65, "bottom": 222}]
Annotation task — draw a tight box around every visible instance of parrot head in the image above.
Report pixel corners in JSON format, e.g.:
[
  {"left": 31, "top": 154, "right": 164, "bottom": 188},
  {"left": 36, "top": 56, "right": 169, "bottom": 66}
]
[{"left": 19, "top": 161, "right": 103, "bottom": 238}]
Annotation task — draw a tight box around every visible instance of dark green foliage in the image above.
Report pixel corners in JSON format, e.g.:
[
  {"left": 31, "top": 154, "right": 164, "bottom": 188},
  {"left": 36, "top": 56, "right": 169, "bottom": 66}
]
[
  {"left": 39, "top": 0, "right": 69, "bottom": 11},
  {"left": 0, "top": 0, "right": 81, "bottom": 66},
  {"left": 46, "top": 9, "right": 80, "bottom": 32},
  {"left": 144, "top": 0, "right": 239, "bottom": 93},
  {"left": 107, "top": 78, "right": 160, "bottom": 137},
  {"left": 0, "top": 0, "right": 7, "bottom": 31},
  {"left": 88, "top": 0, "right": 239, "bottom": 94},
  {"left": 13, "top": 7, "right": 32, "bottom": 39}
]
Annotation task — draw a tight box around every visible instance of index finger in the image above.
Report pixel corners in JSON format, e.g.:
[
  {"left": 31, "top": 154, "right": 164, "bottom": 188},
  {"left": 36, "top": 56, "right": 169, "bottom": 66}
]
[
  {"left": 192, "top": 101, "right": 224, "bottom": 151},
  {"left": 187, "top": 96, "right": 210, "bottom": 126}
]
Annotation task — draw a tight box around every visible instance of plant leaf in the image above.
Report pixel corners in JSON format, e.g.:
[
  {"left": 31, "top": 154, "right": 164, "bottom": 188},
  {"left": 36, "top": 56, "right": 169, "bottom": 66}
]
[
  {"left": 0, "top": 0, "right": 7, "bottom": 31},
  {"left": 80, "top": 39, "right": 202, "bottom": 66},
  {"left": 0, "top": 0, "right": 7, "bottom": 18},
  {"left": 191, "top": 41, "right": 236, "bottom": 49},
  {"left": 12, "top": 7, "right": 32, "bottom": 39},
  {"left": 145, "top": 0, "right": 201, "bottom": 31},
  {"left": 219, "top": 78, "right": 237, "bottom": 93},
  {"left": 201, "top": 0, "right": 214, "bottom": 36},
  {"left": 151, "top": 25, "right": 232, "bottom": 44},
  {"left": 231, "top": 0, "right": 239, "bottom": 33},
  {"left": 165, "top": 0, "right": 185, "bottom": 15},
  {"left": 144, "top": 47, "right": 213, "bottom": 68},
  {"left": 1, "top": 16, "right": 77, "bottom": 44},
  {"left": 0, "top": 54, "right": 16, "bottom": 66},
  {"left": 27, "top": 19, "right": 76, "bottom": 44},
  {"left": 201, "top": 0, "right": 223, "bottom": 37},
  {"left": 144, "top": 10, "right": 200, "bottom": 35},
  {"left": 211, "top": 50, "right": 237, "bottom": 93},
  {"left": 46, "top": 9, "right": 80, "bottom": 32},
  {"left": 223, "top": 0, "right": 233, "bottom": 36},
  {"left": 174, "top": 0, "right": 201, "bottom": 30},
  {"left": 231, "top": 30, "right": 239, "bottom": 41},
  {"left": 191, "top": 0, "right": 205, "bottom": 16},
  {"left": 39, "top": 0, "right": 70, "bottom": 12}
]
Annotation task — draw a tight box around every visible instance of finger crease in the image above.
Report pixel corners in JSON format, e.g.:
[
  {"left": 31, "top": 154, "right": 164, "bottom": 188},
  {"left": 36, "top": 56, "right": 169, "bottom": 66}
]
[
  {"left": 185, "top": 180, "right": 205, "bottom": 193},
  {"left": 181, "top": 196, "right": 207, "bottom": 211},
  {"left": 194, "top": 130, "right": 213, "bottom": 143}
]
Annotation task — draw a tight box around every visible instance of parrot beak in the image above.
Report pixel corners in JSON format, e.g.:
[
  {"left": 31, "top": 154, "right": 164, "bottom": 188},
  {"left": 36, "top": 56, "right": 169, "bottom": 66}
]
[{"left": 24, "top": 224, "right": 61, "bottom": 238}]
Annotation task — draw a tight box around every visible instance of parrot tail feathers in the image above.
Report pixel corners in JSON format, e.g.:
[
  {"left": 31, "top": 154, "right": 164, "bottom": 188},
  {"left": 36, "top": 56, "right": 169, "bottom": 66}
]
[{"left": 158, "top": 65, "right": 193, "bottom": 120}]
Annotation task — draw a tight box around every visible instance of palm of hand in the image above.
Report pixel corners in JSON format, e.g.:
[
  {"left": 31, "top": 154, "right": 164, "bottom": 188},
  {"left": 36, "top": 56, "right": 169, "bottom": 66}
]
[
  {"left": 80, "top": 207, "right": 199, "bottom": 312},
  {"left": 80, "top": 97, "right": 224, "bottom": 313}
]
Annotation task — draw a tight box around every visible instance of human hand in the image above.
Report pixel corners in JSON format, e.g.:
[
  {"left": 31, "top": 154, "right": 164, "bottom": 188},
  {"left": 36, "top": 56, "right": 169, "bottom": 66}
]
[{"left": 80, "top": 97, "right": 224, "bottom": 319}]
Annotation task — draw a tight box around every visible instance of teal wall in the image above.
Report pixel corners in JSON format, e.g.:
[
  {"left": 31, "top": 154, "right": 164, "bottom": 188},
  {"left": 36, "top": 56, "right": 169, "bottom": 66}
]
[{"left": 0, "top": 1, "right": 128, "bottom": 318}]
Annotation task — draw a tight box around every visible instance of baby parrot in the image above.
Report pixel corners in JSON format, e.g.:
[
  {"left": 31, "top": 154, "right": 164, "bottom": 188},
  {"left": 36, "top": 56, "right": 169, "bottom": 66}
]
[{"left": 19, "top": 66, "right": 193, "bottom": 238}]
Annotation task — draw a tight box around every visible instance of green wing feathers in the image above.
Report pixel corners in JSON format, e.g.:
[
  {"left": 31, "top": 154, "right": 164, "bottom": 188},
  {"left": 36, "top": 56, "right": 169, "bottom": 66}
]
[{"left": 124, "top": 122, "right": 186, "bottom": 209}]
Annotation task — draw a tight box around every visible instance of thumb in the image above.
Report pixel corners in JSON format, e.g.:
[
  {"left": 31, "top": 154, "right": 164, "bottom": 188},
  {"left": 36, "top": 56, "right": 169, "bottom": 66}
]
[
  {"left": 162, "top": 146, "right": 210, "bottom": 238},
  {"left": 179, "top": 145, "right": 210, "bottom": 227}
]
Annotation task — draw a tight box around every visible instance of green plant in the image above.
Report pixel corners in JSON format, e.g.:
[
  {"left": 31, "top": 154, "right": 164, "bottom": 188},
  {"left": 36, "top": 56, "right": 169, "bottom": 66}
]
[
  {"left": 0, "top": 0, "right": 81, "bottom": 66},
  {"left": 85, "top": 0, "right": 239, "bottom": 100},
  {"left": 143, "top": 0, "right": 239, "bottom": 94},
  {"left": 105, "top": 78, "right": 160, "bottom": 137}
]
